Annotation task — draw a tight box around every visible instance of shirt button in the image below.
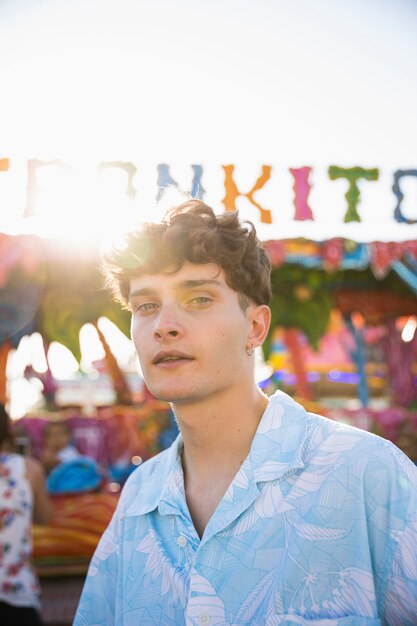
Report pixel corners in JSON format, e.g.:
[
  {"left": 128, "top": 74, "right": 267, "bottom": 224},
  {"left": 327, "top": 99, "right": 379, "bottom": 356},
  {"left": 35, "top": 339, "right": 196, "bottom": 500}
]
[
  {"left": 177, "top": 536, "right": 187, "bottom": 547},
  {"left": 199, "top": 613, "right": 210, "bottom": 625}
]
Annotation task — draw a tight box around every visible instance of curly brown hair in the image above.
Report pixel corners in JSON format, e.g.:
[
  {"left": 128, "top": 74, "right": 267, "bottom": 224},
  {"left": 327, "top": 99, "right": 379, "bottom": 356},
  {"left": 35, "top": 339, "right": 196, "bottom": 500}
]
[{"left": 102, "top": 199, "right": 272, "bottom": 309}]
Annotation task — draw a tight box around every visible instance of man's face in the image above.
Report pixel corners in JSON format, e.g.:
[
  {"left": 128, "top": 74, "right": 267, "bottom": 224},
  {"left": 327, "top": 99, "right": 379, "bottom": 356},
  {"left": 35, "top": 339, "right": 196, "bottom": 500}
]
[{"left": 129, "top": 262, "right": 260, "bottom": 406}]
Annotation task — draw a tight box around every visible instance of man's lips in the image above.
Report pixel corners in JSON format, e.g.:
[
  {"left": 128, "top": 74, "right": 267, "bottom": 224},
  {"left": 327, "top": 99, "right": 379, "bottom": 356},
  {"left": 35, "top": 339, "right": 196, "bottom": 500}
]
[{"left": 152, "top": 351, "right": 194, "bottom": 365}]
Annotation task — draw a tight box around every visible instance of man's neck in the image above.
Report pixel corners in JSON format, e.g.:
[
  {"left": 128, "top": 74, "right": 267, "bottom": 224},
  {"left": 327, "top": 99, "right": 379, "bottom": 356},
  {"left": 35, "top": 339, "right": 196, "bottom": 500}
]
[
  {"left": 173, "top": 386, "right": 268, "bottom": 538},
  {"left": 175, "top": 387, "right": 268, "bottom": 483}
]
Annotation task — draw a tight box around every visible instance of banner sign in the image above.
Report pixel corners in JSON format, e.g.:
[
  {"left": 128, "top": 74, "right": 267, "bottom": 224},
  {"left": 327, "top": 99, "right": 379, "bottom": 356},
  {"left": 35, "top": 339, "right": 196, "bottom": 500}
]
[{"left": 1, "top": 159, "right": 417, "bottom": 242}]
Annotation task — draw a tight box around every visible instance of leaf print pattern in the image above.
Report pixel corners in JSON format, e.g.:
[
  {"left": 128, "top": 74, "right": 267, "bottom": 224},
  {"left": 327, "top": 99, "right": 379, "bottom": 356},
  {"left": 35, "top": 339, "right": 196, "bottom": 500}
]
[
  {"left": 266, "top": 617, "right": 339, "bottom": 626},
  {"left": 137, "top": 529, "right": 187, "bottom": 605},
  {"left": 223, "top": 462, "right": 250, "bottom": 503},
  {"left": 187, "top": 572, "right": 229, "bottom": 626},
  {"left": 316, "top": 433, "right": 361, "bottom": 454},
  {"left": 88, "top": 530, "right": 118, "bottom": 577},
  {"left": 286, "top": 470, "right": 330, "bottom": 500},
  {"left": 257, "top": 401, "right": 284, "bottom": 433},
  {"left": 74, "top": 391, "right": 417, "bottom": 626},
  {"left": 390, "top": 516, "right": 417, "bottom": 580},
  {"left": 267, "top": 587, "right": 285, "bottom": 616},
  {"left": 384, "top": 575, "right": 417, "bottom": 626},
  {"left": 254, "top": 481, "right": 294, "bottom": 518},
  {"left": 287, "top": 518, "right": 350, "bottom": 542},
  {"left": 233, "top": 568, "right": 278, "bottom": 624},
  {"left": 321, "top": 568, "right": 376, "bottom": 618},
  {"left": 220, "top": 509, "right": 259, "bottom": 537}
]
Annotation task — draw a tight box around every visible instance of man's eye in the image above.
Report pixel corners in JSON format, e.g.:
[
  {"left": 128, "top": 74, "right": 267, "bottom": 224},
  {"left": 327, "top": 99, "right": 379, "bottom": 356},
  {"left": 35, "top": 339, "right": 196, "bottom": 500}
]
[
  {"left": 191, "top": 296, "right": 212, "bottom": 304},
  {"left": 136, "top": 302, "right": 158, "bottom": 312}
]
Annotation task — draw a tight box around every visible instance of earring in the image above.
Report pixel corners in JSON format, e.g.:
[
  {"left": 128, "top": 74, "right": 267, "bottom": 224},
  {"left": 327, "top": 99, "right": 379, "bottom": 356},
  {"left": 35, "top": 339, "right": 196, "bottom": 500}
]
[{"left": 246, "top": 345, "right": 254, "bottom": 356}]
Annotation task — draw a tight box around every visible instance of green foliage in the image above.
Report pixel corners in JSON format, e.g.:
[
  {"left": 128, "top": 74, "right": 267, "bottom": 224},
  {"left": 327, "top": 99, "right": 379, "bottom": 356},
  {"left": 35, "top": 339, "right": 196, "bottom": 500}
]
[
  {"left": 266, "top": 266, "right": 332, "bottom": 356},
  {"left": 35, "top": 253, "right": 130, "bottom": 362}
]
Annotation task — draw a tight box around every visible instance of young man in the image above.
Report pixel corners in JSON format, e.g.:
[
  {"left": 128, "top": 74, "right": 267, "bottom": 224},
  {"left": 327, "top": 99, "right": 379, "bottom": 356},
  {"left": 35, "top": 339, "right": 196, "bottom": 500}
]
[{"left": 75, "top": 200, "right": 417, "bottom": 626}]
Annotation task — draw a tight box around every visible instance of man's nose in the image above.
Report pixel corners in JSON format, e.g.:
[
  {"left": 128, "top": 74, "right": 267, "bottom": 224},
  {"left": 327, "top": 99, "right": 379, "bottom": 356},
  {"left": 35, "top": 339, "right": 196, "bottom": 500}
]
[{"left": 153, "top": 305, "right": 183, "bottom": 341}]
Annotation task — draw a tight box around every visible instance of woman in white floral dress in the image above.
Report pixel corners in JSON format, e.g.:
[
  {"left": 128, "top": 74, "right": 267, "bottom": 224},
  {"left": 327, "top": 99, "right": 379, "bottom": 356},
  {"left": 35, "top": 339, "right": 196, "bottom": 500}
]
[{"left": 0, "top": 404, "right": 52, "bottom": 626}]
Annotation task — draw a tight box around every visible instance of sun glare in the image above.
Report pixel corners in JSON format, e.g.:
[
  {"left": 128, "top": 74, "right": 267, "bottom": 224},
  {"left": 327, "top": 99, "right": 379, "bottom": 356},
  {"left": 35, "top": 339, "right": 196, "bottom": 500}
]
[
  {"left": 47, "top": 342, "right": 80, "bottom": 379},
  {"left": 20, "top": 163, "right": 141, "bottom": 245}
]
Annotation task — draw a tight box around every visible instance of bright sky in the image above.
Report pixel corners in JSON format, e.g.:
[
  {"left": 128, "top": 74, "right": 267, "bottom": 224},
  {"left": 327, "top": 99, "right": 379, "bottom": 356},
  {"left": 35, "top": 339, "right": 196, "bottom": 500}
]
[{"left": 0, "top": 0, "right": 416, "bottom": 241}]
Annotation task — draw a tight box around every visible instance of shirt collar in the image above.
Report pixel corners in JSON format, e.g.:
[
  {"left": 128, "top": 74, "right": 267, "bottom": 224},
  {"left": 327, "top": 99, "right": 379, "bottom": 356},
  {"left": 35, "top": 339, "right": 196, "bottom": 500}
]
[
  {"left": 124, "top": 434, "right": 184, "bottom": 517},
  {"left": 124, "top": 391, "right": 307, "bottom": 518},
  {"left": 249, "top": 390, "right": 307, "bottom": 482}
]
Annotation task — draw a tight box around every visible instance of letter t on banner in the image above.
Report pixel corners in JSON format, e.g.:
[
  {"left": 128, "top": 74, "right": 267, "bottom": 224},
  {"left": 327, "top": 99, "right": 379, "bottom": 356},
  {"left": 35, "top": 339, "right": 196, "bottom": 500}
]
[
  {"left": 328, "top": 166, "right": 379, "bottom": 223},
  {"left": 221, "top": 164, "right": 272, "bottom": 223}
]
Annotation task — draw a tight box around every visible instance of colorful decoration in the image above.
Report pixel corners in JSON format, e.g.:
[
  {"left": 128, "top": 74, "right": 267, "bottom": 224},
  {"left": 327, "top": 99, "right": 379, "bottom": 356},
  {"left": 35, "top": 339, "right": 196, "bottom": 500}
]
[
  {"left": 328, "top": 166, "right": 379, "bottom": 222},
  {"left": 289, "top": 166, "right": 314, "bottom": 221},
  {"left": 33, "top": 492, "right": 119, "bottom": 574},
  {"left": 222, "top": 164, "right": 272, "bottom": 223},
  {"left": 380, "top": 319, "right": 417, "bottom": 407},
  {"left": 343, "top": 313, "right": 369, "bottom": 407},
  {"left": 368, "top": 242, "right": 406, "bottom": 279},
  {"left": 92, "top": 321, "right": 132, "bottom": 405},
  {"left": 333, "top": 288, "right": 417, "bottom": 324},
  {"left": 24, "top": 362, "right": 58, "bottom": 410},
  {"left": 16, "top": 401, "right": 172, "bottom": 467},
  {"left": 392, "top": 258, "right": 417, "bottom": 297},
  {"left": 263, "top": 237, "right": 417, "bottom": 280},
  {"left": 321, "top": 238, "right": 345, "bottom": 271},
  {"left": 282, "top": 328, "right": 312, "bottom": 400}
]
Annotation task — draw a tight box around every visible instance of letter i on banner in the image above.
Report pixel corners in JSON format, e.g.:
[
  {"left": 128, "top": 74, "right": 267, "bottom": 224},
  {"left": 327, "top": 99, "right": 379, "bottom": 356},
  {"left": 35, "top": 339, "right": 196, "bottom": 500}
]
[
  {"left": 221, "top": 164, "right": 272, "bottom": 223},
  {"left": 289, "top": 166, "right": 314, "bottom": 220}
]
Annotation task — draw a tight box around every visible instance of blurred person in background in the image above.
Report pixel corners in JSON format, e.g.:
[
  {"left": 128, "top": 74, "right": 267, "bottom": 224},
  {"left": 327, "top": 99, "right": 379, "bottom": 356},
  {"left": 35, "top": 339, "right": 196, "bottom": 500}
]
[
  {"left": 41, "top": 420, "right": 81, "bottom": 473},
  {"left": 0, "top": 403, "right": 52, "bottom": 626}
]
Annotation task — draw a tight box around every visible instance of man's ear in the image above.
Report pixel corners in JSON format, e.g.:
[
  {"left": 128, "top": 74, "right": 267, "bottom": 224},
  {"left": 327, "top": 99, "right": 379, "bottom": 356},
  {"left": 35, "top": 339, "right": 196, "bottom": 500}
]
[{"left": 247, "top": 304, "right": 271, "bottom": 349}]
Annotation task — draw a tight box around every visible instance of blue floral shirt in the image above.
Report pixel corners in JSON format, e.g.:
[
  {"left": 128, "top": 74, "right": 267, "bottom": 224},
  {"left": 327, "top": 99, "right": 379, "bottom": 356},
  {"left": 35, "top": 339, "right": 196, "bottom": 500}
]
[{"left": 74, "top": 391, "right": 417, "bottom": 626}]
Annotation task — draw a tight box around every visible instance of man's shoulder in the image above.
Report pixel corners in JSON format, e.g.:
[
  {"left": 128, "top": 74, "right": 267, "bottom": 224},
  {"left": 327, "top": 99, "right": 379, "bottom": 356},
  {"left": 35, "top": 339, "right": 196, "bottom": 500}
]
[{"left": 304, "top": 409, "right": 417, "bottom": 479}]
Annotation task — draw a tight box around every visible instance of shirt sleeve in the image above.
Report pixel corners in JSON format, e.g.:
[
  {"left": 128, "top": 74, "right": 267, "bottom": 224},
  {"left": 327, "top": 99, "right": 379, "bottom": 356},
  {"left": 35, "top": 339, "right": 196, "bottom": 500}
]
[{"left": 375, "top": 444, "right": 417, "bottom": 624}]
